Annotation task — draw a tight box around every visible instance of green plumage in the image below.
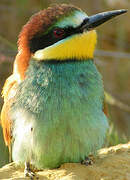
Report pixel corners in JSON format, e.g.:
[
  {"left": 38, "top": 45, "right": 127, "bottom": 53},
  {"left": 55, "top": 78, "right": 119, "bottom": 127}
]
[{"left": 11, "top": 59, "right": 108, "bottom": 169}]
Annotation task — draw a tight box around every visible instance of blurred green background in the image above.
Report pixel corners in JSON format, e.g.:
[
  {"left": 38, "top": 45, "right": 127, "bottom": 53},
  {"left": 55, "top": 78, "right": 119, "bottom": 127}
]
[{"left": 0, "top": 0, "right": 130, "bottom": 167}]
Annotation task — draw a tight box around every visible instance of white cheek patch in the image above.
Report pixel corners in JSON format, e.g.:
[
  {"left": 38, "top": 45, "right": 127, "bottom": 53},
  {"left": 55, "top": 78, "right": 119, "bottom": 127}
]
[{"left": 55, "top": 10, "right": 88, "bottom": 28}]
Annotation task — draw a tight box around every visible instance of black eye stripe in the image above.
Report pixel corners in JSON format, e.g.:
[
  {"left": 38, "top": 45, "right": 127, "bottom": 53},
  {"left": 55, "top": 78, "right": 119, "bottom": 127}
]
[
  {"left": 29, "top": 18, "right": 88, "bottom": 53},
  {"left": 80, "top": 17, "right": 89, "bottom": 27},
  {"left": 29, "top": 27, "right": 73, "bottom": 53}
]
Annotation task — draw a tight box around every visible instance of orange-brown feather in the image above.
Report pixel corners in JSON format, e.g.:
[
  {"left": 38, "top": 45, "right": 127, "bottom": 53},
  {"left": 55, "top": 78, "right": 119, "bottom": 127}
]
[
  {"left": 1, "top": 80, "right": 18, "bottom": 146},
  {"left": 1, "top": 102, "right": 12, "bottom": 146},
  {"left": 13, "top": 4, "right": 78, "bottom": 80}
]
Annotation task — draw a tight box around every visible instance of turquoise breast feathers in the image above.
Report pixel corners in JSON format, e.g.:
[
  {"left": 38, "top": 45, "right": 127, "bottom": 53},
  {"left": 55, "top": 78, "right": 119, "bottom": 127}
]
[{"left": 11, "top": 59, "right": 108, "bottom": 169}]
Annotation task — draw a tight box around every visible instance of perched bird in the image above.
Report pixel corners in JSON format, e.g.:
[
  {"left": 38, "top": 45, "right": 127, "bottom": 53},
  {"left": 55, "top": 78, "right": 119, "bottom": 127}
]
[{"left": 1, "top": 4, "right": 126, "bottom": 177}]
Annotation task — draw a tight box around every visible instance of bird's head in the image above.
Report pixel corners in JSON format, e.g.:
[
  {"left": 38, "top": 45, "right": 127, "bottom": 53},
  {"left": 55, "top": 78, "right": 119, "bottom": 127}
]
[{"left": 15, "top": 4, "right": 126, "bottom": 79}]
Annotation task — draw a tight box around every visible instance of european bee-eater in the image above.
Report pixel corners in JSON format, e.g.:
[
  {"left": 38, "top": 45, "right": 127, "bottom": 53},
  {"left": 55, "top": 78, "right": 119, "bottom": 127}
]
[{"left": 1, "top": 4, "right": 126, "bottom": 177}]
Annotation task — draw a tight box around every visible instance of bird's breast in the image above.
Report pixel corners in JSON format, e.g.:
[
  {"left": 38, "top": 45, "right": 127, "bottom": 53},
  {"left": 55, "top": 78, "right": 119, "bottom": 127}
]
[
  {"left": 11, "top": 59, "right": 104, "bottom": 116},
  {"left": 11, "top": 59, "right": 108, "bottom": 169}
]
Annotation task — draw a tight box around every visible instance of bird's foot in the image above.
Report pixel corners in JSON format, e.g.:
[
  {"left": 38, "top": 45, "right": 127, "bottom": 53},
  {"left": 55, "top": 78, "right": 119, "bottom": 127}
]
[
  {"left": 81, "top": 155, "right": 94, "bottom": 166},
  {"left": 24, "top": 162, "right": 36, "bottom": 179}
]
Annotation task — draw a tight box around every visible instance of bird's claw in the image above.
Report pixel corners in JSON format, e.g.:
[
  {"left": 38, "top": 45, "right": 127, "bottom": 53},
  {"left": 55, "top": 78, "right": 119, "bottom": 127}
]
[
  {"left": 24, "top": 162, "right": 36, "bottom": 179},
  {"left": 24, "top": 169, "right": 35, "bottom": 179},
  {"left": 81, "top": 156, "right": 94, "bottom": 166}
]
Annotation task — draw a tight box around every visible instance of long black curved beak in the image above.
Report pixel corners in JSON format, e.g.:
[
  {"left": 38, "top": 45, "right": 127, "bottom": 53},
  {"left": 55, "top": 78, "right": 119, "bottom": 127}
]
[{"left": 81, "top": 9, "right": 127, "bottom": 31}]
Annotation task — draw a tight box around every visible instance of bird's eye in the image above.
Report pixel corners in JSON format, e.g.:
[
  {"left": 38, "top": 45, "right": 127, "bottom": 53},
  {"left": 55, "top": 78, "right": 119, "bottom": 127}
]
[{"left": 53, "top": 28, "right": 65, "bottom": 38}]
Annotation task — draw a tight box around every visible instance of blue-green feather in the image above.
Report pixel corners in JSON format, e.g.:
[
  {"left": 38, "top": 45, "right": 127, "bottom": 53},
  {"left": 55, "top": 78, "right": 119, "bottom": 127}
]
[{"left": 11, "top": 59, "right": 108, "bottom": 169}]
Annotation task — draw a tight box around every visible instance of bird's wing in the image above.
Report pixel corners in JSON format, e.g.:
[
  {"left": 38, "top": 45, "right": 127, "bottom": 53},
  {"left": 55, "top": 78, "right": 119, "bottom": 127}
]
[
  {"left": 1, "top": 74, "right": 18, "bottom": 147},
  {"left": 1, "top": 50, "right": 30, "bottom": 148}
]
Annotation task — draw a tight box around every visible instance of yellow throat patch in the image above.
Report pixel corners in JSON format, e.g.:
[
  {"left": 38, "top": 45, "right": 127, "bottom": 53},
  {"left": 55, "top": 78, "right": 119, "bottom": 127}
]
[{"left": 33, "top": 30, "right": 97, "bottom": 61}]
